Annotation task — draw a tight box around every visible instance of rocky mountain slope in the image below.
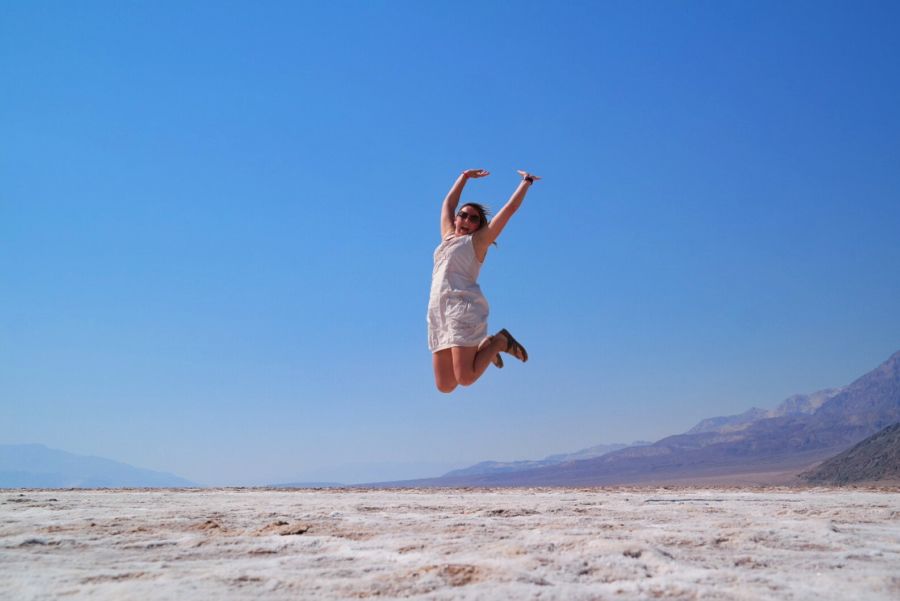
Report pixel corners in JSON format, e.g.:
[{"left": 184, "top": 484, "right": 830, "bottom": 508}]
[{"left": 800, "top": 422, "right": 900, "bottom": 484}]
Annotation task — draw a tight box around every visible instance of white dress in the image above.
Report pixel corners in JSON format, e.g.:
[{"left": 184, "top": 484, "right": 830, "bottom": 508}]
[{"left": 427, "top": 234, "right": 489, "bottom": 352}]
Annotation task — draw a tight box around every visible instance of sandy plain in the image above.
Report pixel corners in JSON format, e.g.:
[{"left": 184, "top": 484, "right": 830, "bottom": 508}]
[{"left": 2, "top": 487, "right": 899, "bottom": 600}]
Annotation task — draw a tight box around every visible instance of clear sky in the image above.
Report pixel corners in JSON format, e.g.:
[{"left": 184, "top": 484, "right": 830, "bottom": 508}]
[{"left": 2, "top": 1, "right": 899, "bottom": 485}]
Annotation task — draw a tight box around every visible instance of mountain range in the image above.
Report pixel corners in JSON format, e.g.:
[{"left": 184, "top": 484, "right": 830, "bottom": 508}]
[
  {"left": 379, "top": 350, "right": 900, "bottom": 487},
  {"left": 6, "top": 350, "right": 898, "bottom": 489}
]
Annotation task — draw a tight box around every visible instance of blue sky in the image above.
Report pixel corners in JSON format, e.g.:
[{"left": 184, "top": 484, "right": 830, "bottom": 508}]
[{"left": 2, "top": 1, "right": 899, "bottom": 485}]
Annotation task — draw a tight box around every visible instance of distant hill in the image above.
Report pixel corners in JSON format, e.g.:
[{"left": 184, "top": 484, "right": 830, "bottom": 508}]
[
  {"left": 686, "top": 388, "right": 843, "bottom": 435},
  {"left": 800, "top": 422, "right": 900, "bottom": 485},
  {"left": 441, "top": 441, "right": 652, "bottom": 479},
  {"left": 0, "top": 444, "right": 196, "bottom": 488},
  {"left": 268, "top": 481, "right": 345, "bottom": 488},
  {"left": 379, "top": 350, "right": 900, "bottom": 487}
]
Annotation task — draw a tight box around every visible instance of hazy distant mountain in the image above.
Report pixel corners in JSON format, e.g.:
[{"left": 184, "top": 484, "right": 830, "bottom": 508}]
[
  {"left": 775, "top": 388, "right": 844, "bottom": 416},
  {"left": 441, "top": 442, "right": 652, "bottom": 478},
  {"left": 686, "top": 388, "right": 844, "bottom": 435},
  {"left": 268, "top": 481, "right": 345, "bottom": 488},
  {"left": 278, "top": 460, "right": 467, "bottom": 486},
  {"left": 800, "top": 422, "right": 900, "bottom": 485},
  {"left": 383, "top": 350, "right": 900, "bottom": 487},
  {"left": 685, "top": 407, "right": 771, "bottom": 435},
  {"left": 0, "top": 444, "right": 196, "bottom": 488},
  {"left": 543, "top": 441, "right": 654, "bottom": 462}
]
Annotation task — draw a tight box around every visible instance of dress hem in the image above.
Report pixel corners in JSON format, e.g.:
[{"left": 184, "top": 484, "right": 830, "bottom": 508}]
[{"left": 429, "top": 341, "right": 482, "bottom": 353}]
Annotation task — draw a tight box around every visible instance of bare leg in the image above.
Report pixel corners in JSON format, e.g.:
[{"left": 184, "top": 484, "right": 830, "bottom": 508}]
[
  {"left": 451, "top": 336, "right": 507, "bottom": 386},
  {"left": 478, "top": 336, "right": 503, "bottom": 368},
  {"left": 432, "top": 349, "right": 458, "bottom": 393}
]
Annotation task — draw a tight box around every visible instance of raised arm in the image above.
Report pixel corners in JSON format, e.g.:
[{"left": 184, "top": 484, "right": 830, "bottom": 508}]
[
  {"left": 473, "top": 170, "right": 540, "bottom": 255},
  {"left": 441, "top": 169, "right": 489, "bottom": 238}
]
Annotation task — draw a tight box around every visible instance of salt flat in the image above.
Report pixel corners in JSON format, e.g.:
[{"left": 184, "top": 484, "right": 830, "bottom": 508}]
[{"left": 2, "top": 487, "right": 898, "bottom": 600}]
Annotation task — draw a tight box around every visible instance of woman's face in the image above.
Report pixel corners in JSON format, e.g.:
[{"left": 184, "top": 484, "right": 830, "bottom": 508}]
[{"left": 455, "top": 206, "right": 482, "bottom": 236}]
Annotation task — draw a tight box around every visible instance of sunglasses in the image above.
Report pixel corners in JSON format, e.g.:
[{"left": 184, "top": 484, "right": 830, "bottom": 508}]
[{"left": 457, "top": 211, "right": 481, "bottom": 224}]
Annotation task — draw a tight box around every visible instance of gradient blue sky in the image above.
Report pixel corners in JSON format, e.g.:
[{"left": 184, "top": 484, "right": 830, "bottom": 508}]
[{"left": 3, "top": 1, "right": 899, "bottom": 485}]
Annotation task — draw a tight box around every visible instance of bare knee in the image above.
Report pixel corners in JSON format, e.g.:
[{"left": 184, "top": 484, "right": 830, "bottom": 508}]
[
  {"left": 435, "top": 373, "right": 458, "bottom": 393},
  {"left": 455, "top": 371, "right": 477, "bottom": 387},
  {"left": 436, "top": 380, "right": 458, "bottom": 394}
]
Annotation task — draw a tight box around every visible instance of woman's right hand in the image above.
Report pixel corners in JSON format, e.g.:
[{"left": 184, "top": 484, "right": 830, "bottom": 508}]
[{"left": 463, "top": 169, "right": 490, "bottom": 179}]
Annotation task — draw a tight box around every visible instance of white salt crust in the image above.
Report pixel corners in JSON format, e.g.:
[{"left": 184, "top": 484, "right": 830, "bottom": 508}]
[{"left": 2, "top": 487, "right": 899, "bottom": 600}]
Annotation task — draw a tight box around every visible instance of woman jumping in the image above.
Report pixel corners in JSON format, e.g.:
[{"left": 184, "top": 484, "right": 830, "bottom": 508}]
[{"left": 427, "top": 168, "right": 540, "bottom": 393}]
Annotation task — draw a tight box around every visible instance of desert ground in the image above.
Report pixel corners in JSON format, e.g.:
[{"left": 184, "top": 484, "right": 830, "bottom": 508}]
[{"left": 2, "top": 487, "right": 899, "bottom": 600}]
